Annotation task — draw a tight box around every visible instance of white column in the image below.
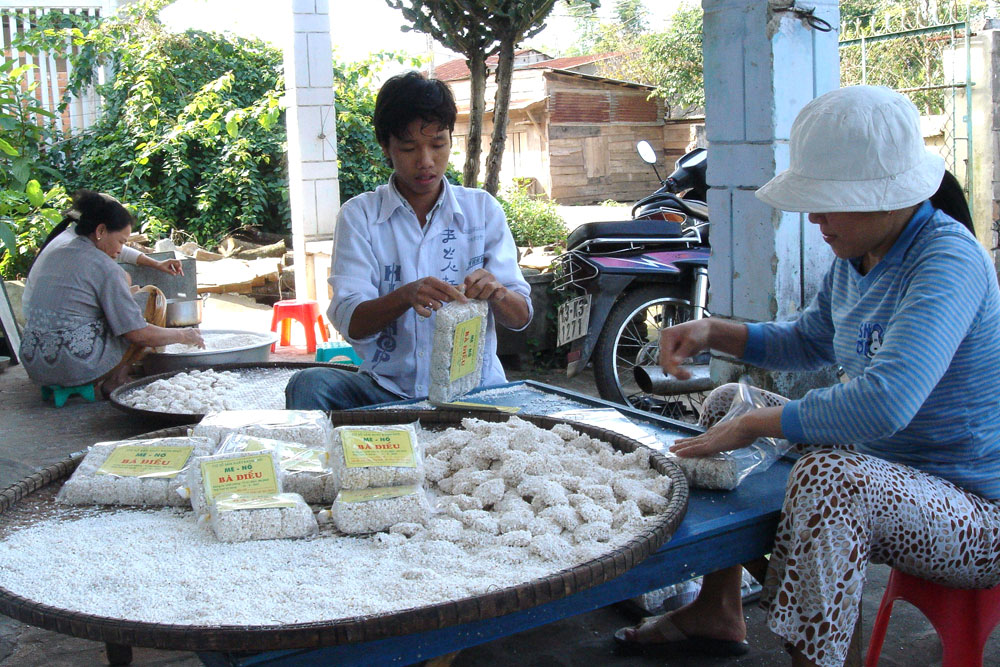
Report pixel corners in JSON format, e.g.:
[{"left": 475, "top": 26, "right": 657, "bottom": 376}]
[
  {"left": 702, "top": 0, "right": 839, "bottom": 393},
  {"left": 285, "top": 0, "right": 339, "bottom": 300}
]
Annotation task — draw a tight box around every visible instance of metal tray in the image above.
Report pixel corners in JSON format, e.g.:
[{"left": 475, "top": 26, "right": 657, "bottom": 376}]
[
  {"left": 109, "top": 361, "right": 350, "bottom": 425},
  {"left": 141, "top": 329, "right": 279, "bottom": 375}
]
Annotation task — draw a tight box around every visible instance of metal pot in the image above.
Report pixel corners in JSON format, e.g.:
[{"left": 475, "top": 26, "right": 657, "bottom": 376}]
[{"left": 164, "top": 297, "right": 203, "bottom": 327}]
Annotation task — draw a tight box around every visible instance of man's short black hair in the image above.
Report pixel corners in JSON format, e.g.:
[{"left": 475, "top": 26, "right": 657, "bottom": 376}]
[{"left": 374, "top": 70, "right": 456, "bottom": 146}]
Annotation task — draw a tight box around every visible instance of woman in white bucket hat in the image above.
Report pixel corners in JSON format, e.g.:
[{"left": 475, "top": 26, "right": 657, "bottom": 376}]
[{"left": 615, "top": 86, "right": 1000, "bottom": 666}]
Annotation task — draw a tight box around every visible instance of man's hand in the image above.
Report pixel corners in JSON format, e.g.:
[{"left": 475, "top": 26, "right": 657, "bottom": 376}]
[
  {"left": 155, "top": 258, "right": 184, "bottom": 276},
  {"left": 463, "top": 269, "right": 508, "bottom": 304},
  {"left": 403, "top": 276, "right": 467, "bottom": 318}
]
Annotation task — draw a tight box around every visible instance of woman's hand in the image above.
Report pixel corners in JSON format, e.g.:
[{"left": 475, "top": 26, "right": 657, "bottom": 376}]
[
  {"left": 659, "top": 319, "right": 712, "bottom": 380},
  {"left": 669, "top": 415, "right": 757, "bottom": 458},
  {"left": 403, "top": 277, "right": 467, "bottom": 318},
  {"left": 177, "top": 327, "right": 205, "bottom": 348},
  {"left": 155, "top": 258, "right": 184, "bottom": 276}
]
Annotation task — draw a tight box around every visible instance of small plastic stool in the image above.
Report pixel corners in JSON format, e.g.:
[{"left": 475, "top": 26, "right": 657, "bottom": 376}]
[
  {"left": 866, "top": 568, "right": 1000, "bottom": 667},
  {"left": 270, "top": 299, "right": 329, "bottom": 353},
  {"left": 41, "top": 383, "right": 96, "bottom": 408},
  {"left": 315, "top": 341, "right": 363, "bottom": 366}
]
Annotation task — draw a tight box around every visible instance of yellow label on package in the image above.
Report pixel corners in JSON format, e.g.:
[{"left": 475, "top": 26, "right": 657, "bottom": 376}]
[
  {"left": 449, "top": 316, "right": 482, "bottom": 382},
  {"left": 337, "top": 485, "right": 419, "bottom": 503},
  {"left": 96, "top": 445, "right": 194, "bottom": 478},
  {"left": 200, "top": 454, "right": 279, "bottom": 503},
  {"left": 439, "top": 400, "right": 520, "bottom": 413},
  {"left": 214, "top": 493, "right": 299, "bottom": 512},
  {"left": 340, "top": 429, "right": 416, "bottom": 468}
]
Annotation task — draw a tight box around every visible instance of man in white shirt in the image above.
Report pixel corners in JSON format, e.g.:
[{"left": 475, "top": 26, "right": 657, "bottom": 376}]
[{"left": 285, "top": 71, "right": 532, "bottom": 410}]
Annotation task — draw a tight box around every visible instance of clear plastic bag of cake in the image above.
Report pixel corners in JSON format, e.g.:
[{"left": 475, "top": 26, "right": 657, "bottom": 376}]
[
  {"left": 217, "top": 433, "right": 337, "bottom": 504},
  {"left": 429, "top": 299, "right": 489, "bottom": 403},
  {"left": 208, "top": 491, "right": 318, "bottom": 543},
  {"left": 672, "top": 377, "right": 791, "bottom": 490},
  {"left": 329, "top": 422, "right": 424, "bottom": 490},
  {"left": 180, "top": 449, "right": 286, "bottom": 518},
  {"left": 327, "top": 484, "right": 432, "bottom": 534},
  {"left": 192, "top": 409, "right": 333, "bottom": 447},
  {"left": 56, "top": 436, "right": 214, "bottom": 507}
]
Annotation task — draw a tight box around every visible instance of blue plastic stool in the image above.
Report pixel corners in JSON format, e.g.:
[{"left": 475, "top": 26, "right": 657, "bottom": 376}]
[
  {"left": 41, "top": 383, "right": 97, "bottom": 407},
  {"left": 315, "top": 341, "right": 362, "bottom": 366}
]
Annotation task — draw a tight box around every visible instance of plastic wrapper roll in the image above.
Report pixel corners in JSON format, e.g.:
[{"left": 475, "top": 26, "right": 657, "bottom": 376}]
[
  {"left": 428, "top": 299, "right": 489, "bottom": 403},
  {"left": 192, "top": 409, "right": 332, "bottom": 447},
  {"left": 56, "top": 437, "right": 214, "bottom": 507},
  {"left": 181, "top": 449, "right": 285, "bottom": 518},
  {"left": 673, "top": 378, "right": 792, "bottom": 490},
  {"left": 329, "top": 423, "right": 424, "bottom": 490},
  {"left": 328, "top": 485, "right": 432, "bottom": 535},
  {"left": 217, "top": 434, "right": 336, "bottom": 504},
  {"left": 208, "top": 492, "right": 318, "bottom": 543}
]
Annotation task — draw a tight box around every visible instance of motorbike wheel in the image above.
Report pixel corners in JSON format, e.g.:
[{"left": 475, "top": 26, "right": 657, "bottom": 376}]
[{"left": 592, "top": 286, "right": 701, "bottom": 421}]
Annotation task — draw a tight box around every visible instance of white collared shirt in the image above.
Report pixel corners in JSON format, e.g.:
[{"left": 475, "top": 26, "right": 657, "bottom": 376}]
[{"left": 328, "top": 177, "right": 533, "bottom": 398}]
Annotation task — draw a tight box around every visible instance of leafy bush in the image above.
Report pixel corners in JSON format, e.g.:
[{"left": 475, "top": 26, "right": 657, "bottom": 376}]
[
  {"left": 56, "top": 2, "right": 288, "bottom": 246},
  {"left": 497, "top": 179, "right": 567, "bottom": 247},
  {"left": 0, "top": 181, "right": 69, "bottom": 279},
  {"left": 0, "top": 52, "right": 70, "bottom": 279}
]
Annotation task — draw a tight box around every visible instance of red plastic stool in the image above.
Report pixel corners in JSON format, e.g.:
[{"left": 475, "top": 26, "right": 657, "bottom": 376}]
[
  {"left": 866, "top": 568, "right": 1000, "bottom": 667},
  {"left": 270, "top": 299, "right": 329, "bottom": 353}
]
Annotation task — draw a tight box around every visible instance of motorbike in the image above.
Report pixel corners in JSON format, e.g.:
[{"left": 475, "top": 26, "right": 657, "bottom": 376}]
[{"left": 553, "top": 141, "right": 713, "bottom": 417}]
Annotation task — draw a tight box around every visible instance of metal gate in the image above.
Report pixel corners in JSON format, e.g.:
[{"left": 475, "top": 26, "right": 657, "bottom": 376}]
[{"left": 839, "top": 5, "right": 975, "bottom": 202}]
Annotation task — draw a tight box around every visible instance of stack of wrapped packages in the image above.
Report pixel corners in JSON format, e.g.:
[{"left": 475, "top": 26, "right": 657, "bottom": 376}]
[
  {"left": 57, "top": 436, "right": 214, "bottom": 507},
  {"left": 178, "top": 409, "right": 333, "bottom": 542},
  {"left": 325, "top": 422, "right": 433, "bottom": 534}
]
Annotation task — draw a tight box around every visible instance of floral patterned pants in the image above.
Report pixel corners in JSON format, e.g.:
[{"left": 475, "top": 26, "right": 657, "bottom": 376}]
[{"left": 701, "top": 384, "right": 1000, "bottom": 667}]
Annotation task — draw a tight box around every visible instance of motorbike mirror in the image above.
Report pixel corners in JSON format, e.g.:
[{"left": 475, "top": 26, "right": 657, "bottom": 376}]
[
  {"left": 636, "top": 140, "right": 657, "bottom": 165},
  {"left": 676, "top": 147, "right": 707, "bottom": 169}
]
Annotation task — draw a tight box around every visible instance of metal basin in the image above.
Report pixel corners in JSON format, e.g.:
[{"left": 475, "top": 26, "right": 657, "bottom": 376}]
[
  {"left": 142, "top": 329, "right": 279, "bottom": 375},
  {"left": 164, "top": 298, "right": 203, "bottom": 327}
]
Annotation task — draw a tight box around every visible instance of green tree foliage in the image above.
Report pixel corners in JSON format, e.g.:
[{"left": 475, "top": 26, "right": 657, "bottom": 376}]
[
  {"left": 588, "top": 1, "right": 703, "bottom": 116},
  {"left": 55, "top": 1, "right": 287, "bottom": 246},
  {"left": 0, "top": 47, "right": 70, "bottom": 279}
]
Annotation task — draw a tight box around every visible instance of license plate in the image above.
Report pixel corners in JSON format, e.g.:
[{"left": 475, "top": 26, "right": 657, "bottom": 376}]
[{"left": 557, "top": 294, "right": 591, "bottom": 347}]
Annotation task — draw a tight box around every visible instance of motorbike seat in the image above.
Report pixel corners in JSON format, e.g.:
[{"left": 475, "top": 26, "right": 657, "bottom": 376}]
[{"left": 566, "top": 219, "right": 685, "bottom": 251}]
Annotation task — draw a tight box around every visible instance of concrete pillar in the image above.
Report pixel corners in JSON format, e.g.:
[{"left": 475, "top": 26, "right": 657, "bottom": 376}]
[
  {"left": 702, "top": 0, "right": 840, "bottom": 396},
  {"left": 284, "top": 0, "right": 339, "bottom": 300},
  {"left": 957, "top": 27, "right": 1000, "bottom": 263}
]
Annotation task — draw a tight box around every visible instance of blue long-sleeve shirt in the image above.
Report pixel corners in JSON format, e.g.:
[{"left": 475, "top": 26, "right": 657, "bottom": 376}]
[{"left": 743, "top": 201, "right": 1000, "bottom": 499}]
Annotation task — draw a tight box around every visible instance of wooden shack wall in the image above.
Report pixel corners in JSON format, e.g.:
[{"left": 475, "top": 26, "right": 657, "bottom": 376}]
[
  {"left": 544, "top": 73, "right": 665, "bottom": 204},
  {"left": 449, "top": 69, "right": 549, "bottom": 191}
]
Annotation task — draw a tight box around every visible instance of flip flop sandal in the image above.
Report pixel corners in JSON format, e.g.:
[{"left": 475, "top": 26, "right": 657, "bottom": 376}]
[{"left": 613, "top": 615, "right": 750, "bottom": 657}]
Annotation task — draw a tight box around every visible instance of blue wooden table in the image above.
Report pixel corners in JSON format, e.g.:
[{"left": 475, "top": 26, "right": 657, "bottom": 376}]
[{"left": 198, "top": 382, "right": 791, "bottom": 667}]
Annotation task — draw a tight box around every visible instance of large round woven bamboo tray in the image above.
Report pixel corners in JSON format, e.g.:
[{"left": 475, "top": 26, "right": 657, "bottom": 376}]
[
  {"left": 109, "top": 361, "right": 354, "bottom": 425},
  {"left": 0, "top": 409, "right": 688, "bottom": 653}
]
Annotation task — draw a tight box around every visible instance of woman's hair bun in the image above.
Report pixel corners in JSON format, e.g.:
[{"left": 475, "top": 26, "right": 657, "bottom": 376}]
[{"left": 70, "top": 190, "right": 135, "bottom": 235}]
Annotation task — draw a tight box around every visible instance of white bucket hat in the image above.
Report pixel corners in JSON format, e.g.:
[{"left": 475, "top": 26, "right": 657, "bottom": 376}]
[{"left": 755, "top": 85, "right": 945, "bottom": 213}]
